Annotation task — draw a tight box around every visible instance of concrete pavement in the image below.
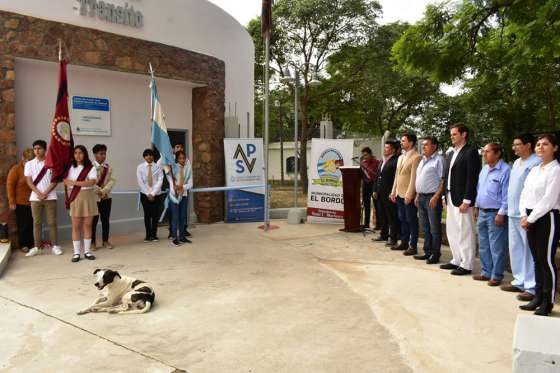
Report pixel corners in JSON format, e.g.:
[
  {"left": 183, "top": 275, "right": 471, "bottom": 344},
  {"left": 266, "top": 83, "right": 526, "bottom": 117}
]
[{"left": 0, "top": 221, "right": 544, "bottom": 372}]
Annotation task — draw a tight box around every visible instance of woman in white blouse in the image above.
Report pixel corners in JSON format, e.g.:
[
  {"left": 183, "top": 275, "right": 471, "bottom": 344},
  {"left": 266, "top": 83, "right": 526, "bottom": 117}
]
[
  {"left": 519, "top": 134, "right": 560, "bottom": 316},
  {"left": 63, "top": 145, "right": 98, "bottom": 262}
]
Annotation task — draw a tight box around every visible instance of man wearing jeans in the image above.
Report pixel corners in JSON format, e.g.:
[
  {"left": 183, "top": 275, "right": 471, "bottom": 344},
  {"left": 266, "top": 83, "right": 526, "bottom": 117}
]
[
  {"left": 473, "top": 143, "right": 511, "bottom": 286},
  {"left": 24, "top": 140, "right": 62, "bottom": 257},
  {"left": 413, "top": 137, "right": 444, "bottom": 264},
  {"left": 390, "top": 133, "right": 422, "bottom": 255}
]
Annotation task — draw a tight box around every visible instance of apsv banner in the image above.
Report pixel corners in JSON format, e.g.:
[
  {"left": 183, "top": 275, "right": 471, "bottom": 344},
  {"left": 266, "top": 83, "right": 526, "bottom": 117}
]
[
  {"left": 224, "top": 138, "right": 265, "bottom": 223},
  {"left": 307, "top": 139, "right": 354, "bottom": 223}
]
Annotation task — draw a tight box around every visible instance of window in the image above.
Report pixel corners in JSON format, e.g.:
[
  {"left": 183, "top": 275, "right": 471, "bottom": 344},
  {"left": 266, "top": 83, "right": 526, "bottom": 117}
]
[{"left": 286, "top": 156, "right": 300, "bottom": 173}]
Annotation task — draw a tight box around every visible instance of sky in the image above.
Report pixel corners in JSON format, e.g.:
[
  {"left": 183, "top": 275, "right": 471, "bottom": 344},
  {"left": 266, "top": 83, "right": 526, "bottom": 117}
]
[{"left": 207, "top": 0, "right": 436, "bottom": 27}]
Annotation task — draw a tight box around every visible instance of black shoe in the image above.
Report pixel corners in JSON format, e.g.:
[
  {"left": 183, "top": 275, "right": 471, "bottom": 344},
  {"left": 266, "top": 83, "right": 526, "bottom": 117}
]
[
  {"left": 385, "top": 240, "right": 397, "bottom": 247},
  {"left": 71, "top": 254, "right": 80, "bottom": 263},
  {"left": 184, "top": 230, "right": 192, "bottom": 237},
  {"left": 373, "top": 226, "right": 381, "bottom": 231},
  {"left": 171, "top": 239, "right": 181, "bottom": 247},
  {"left": 152, "top": 237, "right": 160, "bottom": 242},
  {"left": 372, "top": 236, "right": 388, "bottom": 242},
  {"left": 403, "top": 247, "right": 417, "bottom": 256},
  {"left": 180, "top": 237, "right": 192, "bottom": 244},
  {"left": 391, "top": 243, "right": 407, "bottom": 251},
  {"left": 534, "top": 303, "right": 553, "bottom": 316},
  {"left": 520, "top": 297, "right": 543, "bottom": 311},
  {"left": 440, "top": 263, "right": 459, "bottom": 270},
  {"left": 84, "top": 252, "right": 96, "bottom": 260},
  {"left": 426, "top": 255, "right": 441, "bottom": 264},
  {"left": 144, "top": 237, "right": 151, "bottom": 242},
  {"left": 413, "top": 254, "right": 430, "bottom": 260},
  {"left": 168, "top": 234, "right": 173, "bottom": 240},
  {"left": 450, "top": 267, "right": 472, "bottom": 276}
]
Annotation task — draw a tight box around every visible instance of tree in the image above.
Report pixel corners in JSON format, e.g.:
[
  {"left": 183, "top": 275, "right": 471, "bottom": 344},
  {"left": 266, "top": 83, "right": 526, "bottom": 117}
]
[
  {"left": 248, "top": 0, "right": 381, "bottom": 192},
  {"left": 392, "top": 0, "right": 560, "bottom": 147}
]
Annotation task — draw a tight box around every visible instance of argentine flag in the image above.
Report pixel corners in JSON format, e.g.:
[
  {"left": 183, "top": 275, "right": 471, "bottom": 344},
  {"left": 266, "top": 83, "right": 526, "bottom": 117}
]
[{"left": 150, "top": 76, "right": 175, "bottom": 171}]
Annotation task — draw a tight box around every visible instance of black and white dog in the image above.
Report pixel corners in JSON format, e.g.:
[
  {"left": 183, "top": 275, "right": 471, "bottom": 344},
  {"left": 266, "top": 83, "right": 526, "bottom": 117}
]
[{"left": 77, "top": 269, "right": 155, "bottom": 315}]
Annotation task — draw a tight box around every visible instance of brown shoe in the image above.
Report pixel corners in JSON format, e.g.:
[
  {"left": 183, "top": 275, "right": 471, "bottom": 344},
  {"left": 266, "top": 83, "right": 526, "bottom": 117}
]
[
  {"left": 103, "top": 241, "right": 113, "bottom": 250},
  {"left": 500, "top": 284, "right": 523, "bottom": 293},
  {"left": 487, "top": 279, "right": 502, "bottom": 287},
  {"left": 517, "top": 292, "right": 535, "bottom": 302},
  {"left": 91, "top": 242, "right": 97, "bottom": 252},
  {"left": 403, "top": 247, "right": 418, "bottom": 256},
  {"left": 473, "top": 275, "right": 491, "bottom": 281}
]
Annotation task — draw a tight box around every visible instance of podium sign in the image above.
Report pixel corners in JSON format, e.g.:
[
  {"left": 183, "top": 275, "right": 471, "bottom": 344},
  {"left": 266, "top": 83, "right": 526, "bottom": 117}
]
[
  {"left": 340, "top": 166, "right": 362, "bottom": 232},
  {"left": 307, "top": 139, "right": 354, "bottom": 223}
]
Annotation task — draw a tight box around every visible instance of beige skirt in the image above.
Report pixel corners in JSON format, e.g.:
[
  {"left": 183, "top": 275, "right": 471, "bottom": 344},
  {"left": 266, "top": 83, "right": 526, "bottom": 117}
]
[{"left": 70, "top": 189, "right": 99, "bottom": 217}]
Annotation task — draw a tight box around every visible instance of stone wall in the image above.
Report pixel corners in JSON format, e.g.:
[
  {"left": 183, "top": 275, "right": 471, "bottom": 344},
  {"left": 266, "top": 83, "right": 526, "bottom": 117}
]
[{"left": 0, "top": 10, "right": 226, "bottom": 231}]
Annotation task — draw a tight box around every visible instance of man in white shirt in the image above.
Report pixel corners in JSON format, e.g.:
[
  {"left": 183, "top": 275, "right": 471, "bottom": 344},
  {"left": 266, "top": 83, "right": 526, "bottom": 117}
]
[
  {"left": 137, "top": 148, "right": 164, "bottom": 242},
  {"left": 24, "top": 140, "right": 62, "bottom": 257}
]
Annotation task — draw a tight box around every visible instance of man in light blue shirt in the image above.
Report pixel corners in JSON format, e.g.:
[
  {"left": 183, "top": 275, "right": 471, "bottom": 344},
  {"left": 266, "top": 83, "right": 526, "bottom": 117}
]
[
  {"left": 414, "top": 137, "right": 445, "bottom": 264},
  {"left": 474, "top": 143, "right": 511, "bottom": 285},
  {"left": 501, "top": 134, "right": 541, "bottom": 301}
]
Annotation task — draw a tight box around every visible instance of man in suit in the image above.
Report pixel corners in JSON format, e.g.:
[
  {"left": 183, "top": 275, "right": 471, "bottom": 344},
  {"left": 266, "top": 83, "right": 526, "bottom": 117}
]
[
  {"left": 372, "top": 140, "right": 400, "bottom": 247},
  {"left": 390, "top": 133, "right": 422, "bottom": 254},
  {"left": 441, "top": 124, "right": 481, "bottom": 276}
]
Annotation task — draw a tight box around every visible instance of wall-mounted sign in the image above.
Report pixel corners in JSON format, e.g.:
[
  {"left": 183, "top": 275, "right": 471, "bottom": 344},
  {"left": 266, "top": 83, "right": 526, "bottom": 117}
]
[
  {"left": 71, "top": 96, "right": 111, "bottom": 136},
  {"left": 77, "top": 0, "right": 144, "bottom": 28}
]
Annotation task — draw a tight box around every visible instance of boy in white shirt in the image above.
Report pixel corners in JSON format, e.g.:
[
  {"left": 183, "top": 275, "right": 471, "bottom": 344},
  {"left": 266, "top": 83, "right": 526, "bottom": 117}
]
[
  {"left": 24, "top": 139, "right": 62, "bottom": 257},
  {"left": 136, "top": 148, "right": 164, "bottom": 242}
]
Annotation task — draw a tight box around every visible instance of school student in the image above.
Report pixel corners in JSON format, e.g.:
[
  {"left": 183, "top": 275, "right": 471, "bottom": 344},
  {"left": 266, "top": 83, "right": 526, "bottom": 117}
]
[
  {"left": 24, "top": 140, "right": 62, "bottom": 257},
  {"left": 137, "top": 149, "right": 164, "bottom": 242},
  {"left": 92, "top": 144, "right": 116, "bottom": 250},
  {"left": 519, "top": 134, "right": 560, "bottom": 316},
  {"left": 166, "top": 150, "right": 193, "bottom": 246},
  {"left": 64, "top": 145, "right": 98, "bottom": 262}
]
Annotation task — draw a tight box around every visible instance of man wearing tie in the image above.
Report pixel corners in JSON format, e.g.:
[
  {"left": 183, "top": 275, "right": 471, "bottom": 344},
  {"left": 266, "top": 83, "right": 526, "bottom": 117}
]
[
  {"left": 372, "top": 140, "right": 400, "bottom": 247},
  {"left": 441, "top": 124, "right": 481, "bottom": 275},
  {"left": 137, "top": 149, "right": 164, "bottom": 242}
]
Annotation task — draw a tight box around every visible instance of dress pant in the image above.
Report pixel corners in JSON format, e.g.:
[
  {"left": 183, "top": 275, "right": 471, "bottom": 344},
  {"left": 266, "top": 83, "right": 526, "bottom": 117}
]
[
  {"left": 445, "top": 193, "right": 476, "bottom": 270},
  {"left": 170, "top": 197, "right": 188, "bottom": 240},
  {"left": 508, "top": 216, "right": 536, "bottom": 294},
  {"left": 140, "top": 194, "right": 163, "bottom": 239},
  {"left": 92, "top": 198, "right": 112, "bottom": 244},
  {"left": 379, "top": 193, "right": 399, "bottom": 242},
  {"left": 373, "top": 197, "right": 381, "bottom": 228},
  {"left": 526, "top": 209, "right": 560, "bottom": 305},
  {"left": 477, "top": 209, "right": 508, "bottom": 281},
  {"left": 15, "top": 204, "right": 34, "bottom": 249},
  {"left": 30, "top": 200, "right": 57, "bottom": 246},
  {"left": 417, "top": 193, "right": 442, "bottom": 256},
  {"left": 362, "top": 181, "right": 374, "bottom": 227},
  {"left": 396, "top": 196, "right": 419, "bottom": 248}
]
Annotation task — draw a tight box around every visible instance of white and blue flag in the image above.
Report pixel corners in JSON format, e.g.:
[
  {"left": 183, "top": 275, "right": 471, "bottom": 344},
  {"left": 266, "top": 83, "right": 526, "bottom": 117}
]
[{"left": 150, "top": 76, "right": 174, "bottom": 171}]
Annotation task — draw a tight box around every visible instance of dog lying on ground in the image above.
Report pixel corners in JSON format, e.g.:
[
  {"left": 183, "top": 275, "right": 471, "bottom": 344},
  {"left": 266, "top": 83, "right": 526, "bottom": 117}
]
[{"left": 77, "top": 269, "right": 155, "bottom": 315}]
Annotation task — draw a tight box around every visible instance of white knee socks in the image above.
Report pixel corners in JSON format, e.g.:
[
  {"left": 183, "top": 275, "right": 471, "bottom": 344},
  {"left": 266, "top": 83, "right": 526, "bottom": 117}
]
[
  {"left": 72, "top": 241, "right": 81, "bottom": 255},
  {"left": 84, "top": 239, "right": 92, "bottom": 254}
]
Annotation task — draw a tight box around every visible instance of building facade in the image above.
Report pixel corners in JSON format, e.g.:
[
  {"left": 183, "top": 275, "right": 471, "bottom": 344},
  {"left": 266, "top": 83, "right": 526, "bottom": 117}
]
[{"left": 0, "top": 0, "right": 254, "bottom": 238}]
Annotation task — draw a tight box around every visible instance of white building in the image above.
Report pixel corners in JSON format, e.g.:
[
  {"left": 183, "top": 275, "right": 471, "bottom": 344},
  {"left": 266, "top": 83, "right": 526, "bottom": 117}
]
[{"left": 0, "top": 0, "right": 255, "bottom": 237}]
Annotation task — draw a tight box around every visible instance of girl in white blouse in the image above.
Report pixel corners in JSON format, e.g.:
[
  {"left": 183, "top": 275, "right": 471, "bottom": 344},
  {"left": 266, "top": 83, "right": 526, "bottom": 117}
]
[
  {"left": 519, "top": 134, "right": 560, "bottom": 316},
  {"left": 63, "top": 145, "right": 98, "bottom": 262},
  {"left": 166, "top": 150, "right": 193, "bottom": 246}
]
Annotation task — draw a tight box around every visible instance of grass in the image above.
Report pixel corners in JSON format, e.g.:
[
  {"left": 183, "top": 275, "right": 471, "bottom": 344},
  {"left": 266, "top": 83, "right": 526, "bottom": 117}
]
[{"left": 271, "top": 186, "right": 307, "bottom": 209}]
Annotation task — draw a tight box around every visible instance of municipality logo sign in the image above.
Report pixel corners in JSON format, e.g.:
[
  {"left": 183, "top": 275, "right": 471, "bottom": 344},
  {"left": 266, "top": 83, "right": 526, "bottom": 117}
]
[
  {"left": 233, "top": 143, "right": 257, "bottom": 173},
  {"left": 313, "top": 148, "right": 344, "bottom": 186}
]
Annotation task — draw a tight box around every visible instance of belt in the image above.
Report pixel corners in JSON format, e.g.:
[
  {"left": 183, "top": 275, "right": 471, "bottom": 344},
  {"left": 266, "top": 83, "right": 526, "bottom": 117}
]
[
  {"left": 480, "top": 208, "right": 499, "bottom": 212},
  {"left": 418, "top": 192, "right": 436, "bottom": 196}
]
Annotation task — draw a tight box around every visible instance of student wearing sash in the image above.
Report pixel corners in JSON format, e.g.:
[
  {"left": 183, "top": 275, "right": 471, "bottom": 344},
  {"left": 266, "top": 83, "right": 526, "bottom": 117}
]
[
  {"left": 167, "top": 150, "right": 193, "bottom": 246},
  {"left": 7, "top": 148, "right": 35, "bottom": 253},
  {"left": 64, "top": 145, "right": 98, "bottom": 262},
  {"left": 137, "top": 149, "right": 164, "bottom": 242},
  {"left": 91, "top": 144, "right": 116, "bottom": 250},
  {"left": 24, "top": 140, "right": 62, "bottom": 257}
]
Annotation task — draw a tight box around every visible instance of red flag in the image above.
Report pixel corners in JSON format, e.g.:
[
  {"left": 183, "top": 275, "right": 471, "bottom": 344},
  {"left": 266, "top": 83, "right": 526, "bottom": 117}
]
[
  {"left": 45, "top": 58, "right": 74, "bottom": 182},
  {"left": 261, "top": 0, "right": 273, "bottom": 37}
]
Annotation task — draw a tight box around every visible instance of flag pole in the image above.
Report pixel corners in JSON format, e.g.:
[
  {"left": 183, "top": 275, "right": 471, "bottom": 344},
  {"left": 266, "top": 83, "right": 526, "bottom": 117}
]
[
  {"left": 58, "top": 39, "right": 62, "bottom": 62},
  {"left": 263, "top": 30, "right": 271, "bottom": 231}
]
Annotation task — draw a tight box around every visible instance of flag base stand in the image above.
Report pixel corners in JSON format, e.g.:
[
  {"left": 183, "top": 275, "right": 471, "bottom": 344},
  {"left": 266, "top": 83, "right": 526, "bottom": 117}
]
[{"left": 258, "top": 223, "right": 279, "bottom": 231}]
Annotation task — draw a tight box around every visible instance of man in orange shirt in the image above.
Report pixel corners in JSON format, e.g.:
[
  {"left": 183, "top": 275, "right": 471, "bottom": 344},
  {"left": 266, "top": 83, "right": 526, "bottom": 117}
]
[{"left": 7, "top": 148, "right": 35, "bottom": 253}]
